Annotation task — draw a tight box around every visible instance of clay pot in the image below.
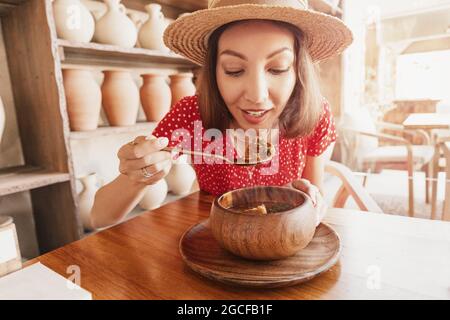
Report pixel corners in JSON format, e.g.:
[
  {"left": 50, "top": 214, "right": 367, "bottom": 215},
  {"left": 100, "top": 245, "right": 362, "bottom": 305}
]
[
  {"left": 138, "top": 4, "right": 169, "bottom": 51},
  {"left": 165, "top": 155, "right": 196, "bottom": 195},
  {"left": 210, "top": 186, "right": 317, "bottom": 261},
  {"left": 63, "top": 68, "right": 102, "bottom": 131},
  {"left": 93, "top": 0, "right": 137, "bottom": 48},
  {"left": 78, "top": 173, "right": 100, "bottom": 231},
  {"left": 140, "top": 74, "right": 171, "bottom": 122},
  {"left": 101, "top": 70, "right": 139, "bottom": 126},
  {"left": 169, "top": 73, "right": 196, "bottom": 107},
  {"left": 0, "top": 96, "right": 4, "bottom": 145},
  {"left": 138, "top": 179, "right": 168, "bottom": 210},
  {"left": 53, "top": 0, "right": 95, "bottom": 43}
]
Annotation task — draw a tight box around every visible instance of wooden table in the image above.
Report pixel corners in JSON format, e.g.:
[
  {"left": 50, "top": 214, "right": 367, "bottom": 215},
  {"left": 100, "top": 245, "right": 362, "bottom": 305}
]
[
  {"left": 403, "top": 113, "right": 450, "bottom": 219},
  {"left": 442, "top": 142, "right": 450, "bottom": 220},
  {"left": 26, "top": 192, "right": 450, "bottom": 300},
  {"left": 403, "top": 113, "right": 450, "bottom": 130}
]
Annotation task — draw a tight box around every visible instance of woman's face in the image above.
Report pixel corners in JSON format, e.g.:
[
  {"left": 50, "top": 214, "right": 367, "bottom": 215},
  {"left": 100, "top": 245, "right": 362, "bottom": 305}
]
[{"left": 216, "top": 20, "right": 297, "bottom": 131}]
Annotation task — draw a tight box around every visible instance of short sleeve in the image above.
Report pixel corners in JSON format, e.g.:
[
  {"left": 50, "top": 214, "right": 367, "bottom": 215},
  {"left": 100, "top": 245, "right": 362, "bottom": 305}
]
[
  {"left": 306, "top": 100, "right": 337, "bottom": 157},
  {"left": 151, "top": 95, "right": 200, "bottom": 148}
]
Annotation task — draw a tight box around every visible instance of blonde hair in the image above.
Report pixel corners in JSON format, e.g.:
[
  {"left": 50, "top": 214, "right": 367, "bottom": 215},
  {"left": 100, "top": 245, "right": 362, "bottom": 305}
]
[{"left": 198, "top": 19, "right": 324, "bottom": 139}]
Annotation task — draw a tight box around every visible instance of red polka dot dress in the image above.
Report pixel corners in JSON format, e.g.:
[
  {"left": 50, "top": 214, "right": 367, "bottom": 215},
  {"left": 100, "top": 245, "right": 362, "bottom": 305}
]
[{"left": 152, "top": 95, "right": 337, "bottom": 196}]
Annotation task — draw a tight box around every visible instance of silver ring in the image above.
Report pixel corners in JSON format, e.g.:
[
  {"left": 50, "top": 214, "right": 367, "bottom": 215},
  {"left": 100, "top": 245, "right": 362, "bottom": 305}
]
[{"left": 141, "top": 167, "right": 153, "bottom": 179}]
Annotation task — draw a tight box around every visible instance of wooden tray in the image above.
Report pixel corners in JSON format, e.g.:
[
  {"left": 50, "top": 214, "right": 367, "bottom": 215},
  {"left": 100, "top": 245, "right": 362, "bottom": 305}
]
[{"left": 179, "top": 221, "right": 341, "bottom": 288}]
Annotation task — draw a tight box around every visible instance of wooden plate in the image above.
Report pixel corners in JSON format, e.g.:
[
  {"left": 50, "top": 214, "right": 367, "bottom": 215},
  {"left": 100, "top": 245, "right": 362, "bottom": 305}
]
[{"left": 179, "top": 221, "right": 341, "bottom": 288}]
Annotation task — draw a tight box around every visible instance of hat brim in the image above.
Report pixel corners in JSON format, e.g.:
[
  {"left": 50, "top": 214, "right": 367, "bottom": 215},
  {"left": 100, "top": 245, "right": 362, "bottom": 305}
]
[{"left": 164, "top": 4, "right": 353, "bottom": 66}]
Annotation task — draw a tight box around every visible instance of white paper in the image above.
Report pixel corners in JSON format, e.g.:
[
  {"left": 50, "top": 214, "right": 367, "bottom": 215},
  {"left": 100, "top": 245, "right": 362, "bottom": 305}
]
[
  {"left": 0, "top": 263, "right": 92, "bottom": 300},
  {"left": 0, "top": 229, "right": 17, "bottom": 264}
]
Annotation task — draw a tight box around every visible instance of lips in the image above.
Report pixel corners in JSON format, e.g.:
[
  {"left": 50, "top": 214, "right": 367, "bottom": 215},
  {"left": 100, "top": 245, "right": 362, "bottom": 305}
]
[{"left": 240, "top": 108, "right": 273, "bottom": 124}]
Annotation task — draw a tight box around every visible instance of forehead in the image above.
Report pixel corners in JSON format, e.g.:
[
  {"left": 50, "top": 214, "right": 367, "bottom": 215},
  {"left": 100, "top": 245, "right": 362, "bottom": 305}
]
[{"left": 218, "top": 20, "right": 295, "bottom": 54}]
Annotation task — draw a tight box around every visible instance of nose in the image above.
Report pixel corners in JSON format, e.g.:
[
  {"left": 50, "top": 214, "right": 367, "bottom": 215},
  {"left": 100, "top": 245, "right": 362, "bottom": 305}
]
[{"left": 244, "top": 70, "right": 269, "bottom": 104}]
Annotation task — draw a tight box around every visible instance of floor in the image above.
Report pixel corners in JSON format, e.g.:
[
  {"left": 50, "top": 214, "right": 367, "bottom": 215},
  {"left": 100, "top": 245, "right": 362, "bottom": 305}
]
[{"left": 340, "top": 169, "right": 448, "bottom": 220}]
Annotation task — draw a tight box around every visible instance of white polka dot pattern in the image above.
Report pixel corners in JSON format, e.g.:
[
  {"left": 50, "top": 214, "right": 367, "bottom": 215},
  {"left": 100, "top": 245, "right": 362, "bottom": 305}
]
[{"left": 152, "top": 95, "right": 337, "bottom": 196}]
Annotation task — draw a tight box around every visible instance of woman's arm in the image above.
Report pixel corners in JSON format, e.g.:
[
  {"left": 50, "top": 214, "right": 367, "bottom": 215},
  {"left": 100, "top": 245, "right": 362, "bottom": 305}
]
[
  {"left": 301, "top": 142, "right": 335, "bottom": 195},
  {"left": 90, "top": 136, "right": 172, "bottom": 229},
  {"left": 89, "top": 174, "right": 148, "bottom": 229}
]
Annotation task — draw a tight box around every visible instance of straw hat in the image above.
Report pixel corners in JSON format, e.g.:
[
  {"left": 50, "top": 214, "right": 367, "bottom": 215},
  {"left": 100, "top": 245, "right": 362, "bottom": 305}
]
[{"left": 164, "top": 0, "right": 353, "bottom": 66}]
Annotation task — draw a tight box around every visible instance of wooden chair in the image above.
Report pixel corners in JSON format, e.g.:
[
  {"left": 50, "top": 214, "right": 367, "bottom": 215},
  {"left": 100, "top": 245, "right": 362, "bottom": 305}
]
[
  {"left": 322, "top": 142, "right": 383, "bottom": 213},
  {"left": 340, "top": 112, "right": 434, "bottom": 217},
  {"left": 442, "top": 142, "right": 450, "bottom": 221},
  {"left": 324, "top": 160, "right": 383, "bottom": 213}
]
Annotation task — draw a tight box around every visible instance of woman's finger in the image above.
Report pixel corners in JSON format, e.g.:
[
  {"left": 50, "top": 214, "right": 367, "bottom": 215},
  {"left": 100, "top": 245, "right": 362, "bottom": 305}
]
[
  {"left": 118, "top": 136, "right": 169, "bottom": 160},
  {"left": 122, "top": 151, "right": 172, "bottom": 172},
  {"left": 291, "top": 179, "right": 319, "bottom": 206}
]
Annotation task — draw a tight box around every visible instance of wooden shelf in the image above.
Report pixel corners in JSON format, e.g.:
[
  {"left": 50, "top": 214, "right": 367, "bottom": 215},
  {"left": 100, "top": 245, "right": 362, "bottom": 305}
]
[
  {"left": 0, "top": 0, "right": 26, "bottom": 16},
  {"left": 0, "top": 166, "right": 70, "bottom": 196},
  {"left": 58, "top": 39, "right": 199, "bottom": 69},
  {"left": 70, "top": 122, "right": 158, "bottom": 140}
]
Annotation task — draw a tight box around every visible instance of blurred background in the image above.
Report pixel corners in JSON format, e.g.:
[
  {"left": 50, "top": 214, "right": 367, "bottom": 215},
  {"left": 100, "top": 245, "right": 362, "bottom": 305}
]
[{"left": 0, "top": 0, "right": 449, "bottom": 261}]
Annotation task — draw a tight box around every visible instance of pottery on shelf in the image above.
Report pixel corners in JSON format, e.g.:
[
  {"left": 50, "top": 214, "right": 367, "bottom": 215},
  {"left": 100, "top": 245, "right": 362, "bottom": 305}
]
[
  {"left": 63, "top": 68, "right": 102, "bottom": 131},
  {"left": 78, "top": 173, "right": 100, "bottom": 231},
  {"left": 169, "top": 73, "right": 197, "bottom": 107},
  {"left": 0, "top": 96, "right": 5, "bottom": 144},
  {"left": 127, "top": 11, "right": 143, "bottom": 47},
  {"left": 165, "top": 155, "right": 197, "bottom": 196},
  {"left": 140, "top": 74, "right": 171, "bottom": 122},
  {"left": 93, "top": 0, "right": 137, "bottom": 48},
  {"left": 138, "top": 4, "right": 169, "bottom": 51},
  {"left": 53, "top": 0, "right": 95, "bottom": 43},
  {"left": 101, "top": 70, "right": 139, "bottom": 126},
  {"left": 138, "top": 179, "right": 168, "bottom": 210}
]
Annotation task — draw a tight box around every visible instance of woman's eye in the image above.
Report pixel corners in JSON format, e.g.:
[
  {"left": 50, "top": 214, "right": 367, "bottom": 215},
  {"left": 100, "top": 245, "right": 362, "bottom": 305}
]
[
  {"left": 269, "top": 67, "right": 290, "bottom": 75},
  {"left": 225, "top": 70, "right": 244, "bottom": 77}
]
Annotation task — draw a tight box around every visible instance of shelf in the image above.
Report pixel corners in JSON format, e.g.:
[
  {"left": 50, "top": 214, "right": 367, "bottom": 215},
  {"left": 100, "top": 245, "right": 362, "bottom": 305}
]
[
  {"left": 0, "top": 166, "right": 70, "bottom": 196},
  {"left": 58, "top": 39, "right": 199, "bottom": 69},
  {"left": 0, "top": 0, "right": 26, "bottom": 16},
  {"left": 309, "top": 0, "right": 343, "bottom": 17},
  {"left": 70, "top": 122, "right": 158, "bottom": 140}
]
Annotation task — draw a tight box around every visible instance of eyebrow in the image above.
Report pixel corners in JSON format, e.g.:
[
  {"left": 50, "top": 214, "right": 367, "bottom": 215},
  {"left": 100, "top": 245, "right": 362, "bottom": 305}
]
[{"left": 219, "top": 47, "right": 293, "bottom": 61}]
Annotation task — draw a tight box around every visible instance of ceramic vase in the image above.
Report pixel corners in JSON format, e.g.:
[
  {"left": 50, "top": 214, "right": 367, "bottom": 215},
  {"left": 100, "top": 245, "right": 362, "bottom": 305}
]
[
  {"left": 101, "top": 70, "right": 139, "bottom": 126},
  {"left": 53, "top": 0, "right": 95, "bottom": 43},
  {"left": 127, "top": 11, "right": 143, "bottom": 47},
  {"left": 138, "top": 4, "right": 169, "bottom": 51},
  {"left": 63, "top": 68, "right": 102, "bottom": 131},
  {"left": 169, "top": 73, "right": 196, "bottom": 107},
  {"left": 165, "top": 155, "right": 197, "bottom": 195},
  {"left": 140, "top": 74, "right": 171, "bottom": 122},
  {"left": 78, "top": 173, "right": 100, "bottom": 231},
  {"left": 93, "top": 0, "right": 137, "bottom": 48},
  {"left": 0, "top": 96, "right": 5, "bottom": 145},
  {"left": 138, "top": 179, "right": 168, "bottom": 210}
]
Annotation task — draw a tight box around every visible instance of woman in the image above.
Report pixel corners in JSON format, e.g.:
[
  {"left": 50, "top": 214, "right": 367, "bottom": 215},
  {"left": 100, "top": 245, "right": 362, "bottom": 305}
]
[{"left": 90, "top": 0, "right": 353, "bottom": 229}]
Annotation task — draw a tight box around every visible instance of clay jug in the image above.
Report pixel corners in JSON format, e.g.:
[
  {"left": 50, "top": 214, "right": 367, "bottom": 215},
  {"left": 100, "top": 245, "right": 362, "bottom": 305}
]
[
  {"left": 93, "top": 0, "right": 137, "bottom": 48},
  {"left": 78, "top": 173, "right": 100, "bottom": 231},
  {"left": 101, "top": 70, "right": 139, "bottom": 126},
  {"left": 128, "top": 11, "right": 143, "bottom": 47},
  {"left": 0, "top": 96, "right": 4, "bottom": 145},
  {"left": 138, "top": 179, "right": 168, "bottom": 210},
  {"left": 138, "top": 4, "right": 169, "bottom": 51},
  {"left": 140, "top": 74, "right": 171, "bottom": 122},
  {"left": 165, "top": 155, "right": 197, "bottom": 195},
  {"left": 169, "top": 73, "right": 196, "bottom": 107},
  {"left": 63, "top": 68, "right": 102, "bottom": 131},
  {"left": 53, "top": 0, "right": 95, "bottom": 43}
]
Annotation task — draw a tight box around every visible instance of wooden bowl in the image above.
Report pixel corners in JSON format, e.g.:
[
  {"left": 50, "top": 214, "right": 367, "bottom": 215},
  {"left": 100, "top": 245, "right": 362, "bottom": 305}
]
[{"left": 209, "top": 186, "right": 317, "bottom": 261}]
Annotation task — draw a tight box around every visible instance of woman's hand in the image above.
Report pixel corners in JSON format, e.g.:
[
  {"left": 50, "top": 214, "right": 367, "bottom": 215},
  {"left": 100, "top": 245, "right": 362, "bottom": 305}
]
[
  {"left": 291, "top": 179, "right": 328, "bottom": 227},
  {"left": 117, "top": 135, "right": 172, "bottom": 186}
]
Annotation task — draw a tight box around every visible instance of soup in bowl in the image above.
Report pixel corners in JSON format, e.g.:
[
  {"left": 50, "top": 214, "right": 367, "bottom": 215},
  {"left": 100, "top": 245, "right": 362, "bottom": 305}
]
[{"left": 209, "top": 186, "right": 317, "bottom": 260}]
